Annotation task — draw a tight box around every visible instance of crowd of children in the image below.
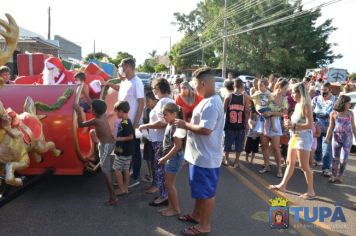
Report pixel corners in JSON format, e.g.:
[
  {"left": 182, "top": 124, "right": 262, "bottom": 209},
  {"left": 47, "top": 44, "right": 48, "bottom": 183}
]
[{"left": 72, "top": 61, "right": 356, "bottom": 235}]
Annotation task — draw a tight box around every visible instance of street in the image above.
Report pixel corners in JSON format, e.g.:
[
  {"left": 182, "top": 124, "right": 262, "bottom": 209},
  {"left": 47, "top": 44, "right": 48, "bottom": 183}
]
[{"left": 0, "top": 150, "right": 355, "bottom": 236}]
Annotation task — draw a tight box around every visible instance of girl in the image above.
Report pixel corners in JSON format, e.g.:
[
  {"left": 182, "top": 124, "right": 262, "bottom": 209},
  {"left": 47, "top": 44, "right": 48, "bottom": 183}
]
[
  {"left": 325, "top": 95, "right": 356, "bottom": 183},
  {"left": 270, "top": 82, "right": 315, "bottom": 200},
  {"left": 245, "top": 107, "right": 260, "bottom": 164},
  {"left": 311, "top": 113, "right": 321, "bottom": 167},
  {"left": 158, "top": 103, "right": 186, "bottom": 216}
]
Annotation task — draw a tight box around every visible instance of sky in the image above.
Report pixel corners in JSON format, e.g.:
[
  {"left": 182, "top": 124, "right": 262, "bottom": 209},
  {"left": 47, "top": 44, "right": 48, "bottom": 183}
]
[{"left": 1, "top": 0, "right": 355, "bottom": 73}]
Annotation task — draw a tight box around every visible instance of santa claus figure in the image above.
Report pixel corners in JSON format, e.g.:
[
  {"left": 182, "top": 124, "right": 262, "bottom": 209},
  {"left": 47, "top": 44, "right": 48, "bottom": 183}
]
[{"left": 42, "top": 57, "right": 74, "bottom": 85}]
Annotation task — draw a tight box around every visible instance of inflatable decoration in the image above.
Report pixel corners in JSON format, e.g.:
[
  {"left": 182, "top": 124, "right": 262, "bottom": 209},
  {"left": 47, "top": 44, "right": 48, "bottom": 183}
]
[
  {"left": 0, "top": 97, "right": 62, "bottom": 187},
  {"left": 0, "top": 13, "right": 19, "bottom": 66}
]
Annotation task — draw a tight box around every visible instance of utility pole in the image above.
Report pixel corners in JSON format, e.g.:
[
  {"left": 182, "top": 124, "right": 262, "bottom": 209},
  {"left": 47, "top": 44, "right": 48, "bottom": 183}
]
[
  {"left": 222, "top": 0, "right": 227, "bottom": 78},
  {"left": 93, "top": 40, "right": 96, "bottom": 55},
  {"left": 47, "top": 6, "right": 51, "bottom": 40}
]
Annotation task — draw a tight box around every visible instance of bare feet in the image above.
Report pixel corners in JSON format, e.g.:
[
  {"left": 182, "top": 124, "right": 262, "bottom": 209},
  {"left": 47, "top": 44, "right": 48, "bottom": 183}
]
[
  {"left": 115, "top": 189, "right": 128, "bottom": 196},
  {"left": 158, "top": 207, "right": 171, "bottom": 213},
  {"left": 105, "top": 197, "right": 118, "bottom": 206},
  {"left": 269, "top": 185, "right": 286, "bottom": 193}
]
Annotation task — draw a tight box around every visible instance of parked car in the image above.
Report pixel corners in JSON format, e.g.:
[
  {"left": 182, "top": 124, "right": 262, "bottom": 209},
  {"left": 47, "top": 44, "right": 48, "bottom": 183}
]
[
  {"left": 238, "top": 75, "right": 256, "bottom": 83},
  {"left": 136, "top": 72, "right": 152, "bottom": 90},
  {"left": 215, "top": 76, "right": 225, "bottom": 92}
]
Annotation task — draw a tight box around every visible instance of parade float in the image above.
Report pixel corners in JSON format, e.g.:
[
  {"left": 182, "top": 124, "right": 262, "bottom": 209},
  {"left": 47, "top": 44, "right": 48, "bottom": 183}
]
[{"left": 0, "top": 13, "right": 119, "bottom": 191}]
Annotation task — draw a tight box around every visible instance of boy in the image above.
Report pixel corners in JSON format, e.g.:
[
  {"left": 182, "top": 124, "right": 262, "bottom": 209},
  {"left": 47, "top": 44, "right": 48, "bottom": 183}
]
[
  {"left": 74, "top": 72, "right": 92, "bottom": 133},
  {"left": 73, "top": 99, "right": 116, "bottom": 205},
  {"left": 112, "top": 101, "right": 135, "bottom": 196},
  {"left": 143, "top": 91, "right": 159, "bottom": 194},
  {"left": 175, "top": 67, "right": 224, "bottom": 235},
  {"left": 222, "top": 79, "right": 250, "bottom": 168},
  {"left": 250, "top": 78, "right": 276, "bottom": 134}
]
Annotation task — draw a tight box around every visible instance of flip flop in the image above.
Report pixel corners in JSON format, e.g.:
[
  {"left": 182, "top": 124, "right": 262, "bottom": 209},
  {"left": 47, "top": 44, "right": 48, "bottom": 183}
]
[
  {"left": 181, "top": 226, "right": 210, "bottom": 236},
  {"left": 299, "top": 193, "right": 316, "bottom": 200},
  {"left": 178, "top": 214, "right": 199, "bottom": 224}
]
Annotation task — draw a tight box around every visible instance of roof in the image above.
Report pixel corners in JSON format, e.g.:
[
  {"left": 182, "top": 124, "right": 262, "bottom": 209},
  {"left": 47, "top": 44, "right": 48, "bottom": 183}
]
[{"left": 19, "top": 27, "right": 44, "bottom": 39}]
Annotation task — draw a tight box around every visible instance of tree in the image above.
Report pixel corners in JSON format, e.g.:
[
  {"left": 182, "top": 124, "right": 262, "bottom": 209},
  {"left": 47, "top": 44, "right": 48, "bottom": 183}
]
[
  {"left": 110, "top": 51, "right": 134, "bottom": 66},
  {"left": 85, "top": 52, "right": 110, "bottom": 62},
  {"left": 172, "top": 0, "right": 341, "bottom": 77},
  {"left": 137, "top": 59, "right": 155, "bottom": 73},
  {"left": 154, "top": 64, "right": 168, "bottom": 73}
]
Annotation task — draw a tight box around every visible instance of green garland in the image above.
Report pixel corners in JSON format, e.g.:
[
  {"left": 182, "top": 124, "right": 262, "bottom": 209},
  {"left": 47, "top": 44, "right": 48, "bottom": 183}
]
[
  {"left": 101, "top": 79, "right": 120, "bottom": 100},
  {"left": 35, "top": 88, "right": 73, "bottom": 112}
]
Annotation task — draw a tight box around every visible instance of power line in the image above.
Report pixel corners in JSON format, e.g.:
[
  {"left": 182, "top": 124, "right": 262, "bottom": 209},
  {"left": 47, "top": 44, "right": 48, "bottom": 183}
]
[{"left": 178, "top": 0, "right": 346, "bottom": 57}]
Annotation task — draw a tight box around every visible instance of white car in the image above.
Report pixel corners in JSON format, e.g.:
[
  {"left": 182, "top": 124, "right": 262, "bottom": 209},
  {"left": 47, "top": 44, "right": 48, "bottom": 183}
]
[
  {"left": 345, "top": 92, "right": 356, "bottom": 145},
  {"left": 238, "top": 75, "right": 256, "bottom": 83}
]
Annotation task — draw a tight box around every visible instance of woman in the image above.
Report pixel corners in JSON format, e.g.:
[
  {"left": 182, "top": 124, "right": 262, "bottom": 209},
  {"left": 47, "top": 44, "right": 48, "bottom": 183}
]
[
  {"left": 175, "top": 81, "right": 203, "bottom": 122},
  {"left": 270, "top": 82, "right": 315, "bottom": 199},
  {"left": 258, "top": 79, "right": 289, "bottom": 178},
  {"left": 139, "top": 78, "right": 174, "bottom": 206},
  {"left": 250, "top": 77, "right": 259, "bottom": 96}
]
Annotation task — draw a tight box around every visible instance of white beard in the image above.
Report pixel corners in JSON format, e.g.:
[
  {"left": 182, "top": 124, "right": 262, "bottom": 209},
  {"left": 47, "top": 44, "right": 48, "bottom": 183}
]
[{"left": 42, "top": 67, "right": 60, "bottom": 85}]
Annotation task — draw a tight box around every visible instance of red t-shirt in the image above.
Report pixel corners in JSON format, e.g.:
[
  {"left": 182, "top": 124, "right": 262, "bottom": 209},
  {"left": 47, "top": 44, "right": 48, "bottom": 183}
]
[{"left": 175, "top": 94, "right": 203, "bottom": 122}]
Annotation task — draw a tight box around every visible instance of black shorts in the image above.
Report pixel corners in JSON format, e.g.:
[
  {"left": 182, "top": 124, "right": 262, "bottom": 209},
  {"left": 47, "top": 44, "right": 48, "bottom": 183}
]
[
  {"left": 143, "top": 141, "right": 154, "bottom": 161},
  {"left": 245, "top": 136, "right": 260, "bottom": 154}
]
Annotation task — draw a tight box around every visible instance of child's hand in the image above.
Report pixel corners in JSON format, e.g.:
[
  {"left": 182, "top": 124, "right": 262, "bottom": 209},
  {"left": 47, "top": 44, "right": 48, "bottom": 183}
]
[
  {"left": 158, "top": 157, "right": 167, "bottom": 166},
  {"left": 324, "top": 139, "right": 330, "bottom": 144}
]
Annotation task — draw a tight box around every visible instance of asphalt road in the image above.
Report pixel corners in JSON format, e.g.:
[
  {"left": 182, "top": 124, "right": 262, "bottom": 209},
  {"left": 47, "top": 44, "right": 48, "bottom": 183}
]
[{"left": 0, "top": 151, "right": 355, "bottom": 236}]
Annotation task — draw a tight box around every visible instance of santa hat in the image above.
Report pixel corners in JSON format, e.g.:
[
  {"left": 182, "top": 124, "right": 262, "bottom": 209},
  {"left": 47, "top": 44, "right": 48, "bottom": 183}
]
[{"left": 45, "top": 57, "right": 65, "bottom": 71}]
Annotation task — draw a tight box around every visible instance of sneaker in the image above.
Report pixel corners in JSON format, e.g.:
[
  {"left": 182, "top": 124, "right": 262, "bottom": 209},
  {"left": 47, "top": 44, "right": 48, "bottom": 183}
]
[
  {"left": 322, "top": 170, "right": 331, "bottom": 177},
  {"left": 128, "top": 179, "right": 140, "bottom": 188}
]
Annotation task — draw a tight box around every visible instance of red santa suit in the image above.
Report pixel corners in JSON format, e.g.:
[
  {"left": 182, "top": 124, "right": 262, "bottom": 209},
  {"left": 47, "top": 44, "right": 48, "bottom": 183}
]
[{"left": 41, "top": 57, "right": 74, "bottom": 85}]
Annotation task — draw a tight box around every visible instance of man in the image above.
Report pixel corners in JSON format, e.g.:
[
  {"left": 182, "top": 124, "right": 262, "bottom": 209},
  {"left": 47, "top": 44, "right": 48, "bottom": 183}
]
[
  {"left": 42, "top": 57, "right": 74, "bottom": 85},
  {"left": 175, "top": 67, "right": 224, "bottom": 235},
  {"left": 105, "top": 58, "right": 144, "bottom": 187},
  {"left": 312, "top": 82, "right": 337, "bottom": 175},
  {"left": 222, "top": 78, "right": 250, "bottom": 168},
  {"left": 0, "top": 66, "right": 13, "bottom": 84}
]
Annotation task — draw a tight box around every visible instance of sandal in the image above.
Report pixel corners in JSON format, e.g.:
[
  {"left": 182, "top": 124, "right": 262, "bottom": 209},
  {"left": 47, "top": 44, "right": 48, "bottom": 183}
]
[
  {"left": 178, "top": 214, "right": 199, "bottom": 224},
  {"left": 181, "top": 226, "right": 210, "bottom": 236}
]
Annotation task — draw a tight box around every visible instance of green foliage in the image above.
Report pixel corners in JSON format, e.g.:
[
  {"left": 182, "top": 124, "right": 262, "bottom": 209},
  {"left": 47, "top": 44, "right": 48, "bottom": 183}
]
[
  {"left": 85, "top": 52, "right": 110, "bottom": 62},
  {"left": 154, "top": 64, "right": 168, "bottom": 73},
  {"left": 35, "top": 88, "right": 73, "bottom": 112},
  {"left": 350, "top": 73, "right": 356, "bottom": 79},
  {"left": 137, "top": 59, "right": 155, "bottom": 73},
  {"left": 172, "top": 0, "right": 341, "bottom": 77},
  {"left": 110, "top": 51, "right": 135, "bottom": 66}
]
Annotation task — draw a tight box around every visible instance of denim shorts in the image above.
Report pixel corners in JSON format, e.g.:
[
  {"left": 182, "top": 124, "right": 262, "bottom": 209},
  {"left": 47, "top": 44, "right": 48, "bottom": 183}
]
[
  {"left": 165, "top": 151, "right": 184, "bottom": 173},
  {"left": 289, "top": 130, "right": 313, "bottom": 151}
]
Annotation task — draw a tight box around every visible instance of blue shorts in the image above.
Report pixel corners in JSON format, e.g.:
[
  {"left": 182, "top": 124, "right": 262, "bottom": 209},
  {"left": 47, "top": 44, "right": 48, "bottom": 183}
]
[
  {"left": 224, "top": 129, "right": 245, "bottom": 153},
  {"left": 189, "top": 164, "right": 220, "bottom": 199},
  {"left": 165, "top": 152, "right": 184, "bottom": 173}
]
